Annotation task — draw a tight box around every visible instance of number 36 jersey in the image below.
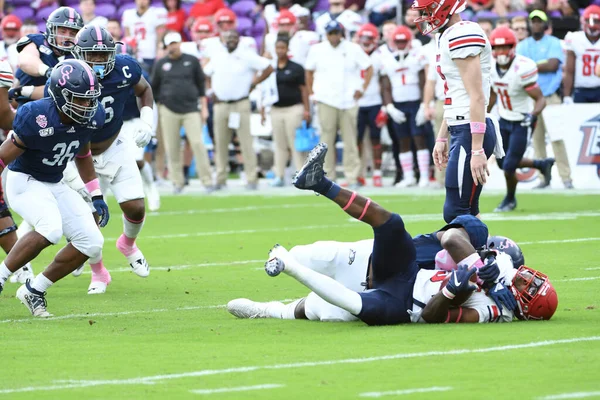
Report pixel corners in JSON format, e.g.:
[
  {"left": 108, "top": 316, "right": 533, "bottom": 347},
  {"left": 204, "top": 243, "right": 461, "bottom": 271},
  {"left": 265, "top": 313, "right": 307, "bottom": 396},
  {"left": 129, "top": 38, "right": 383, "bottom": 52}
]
[
  {"left": 8, "top": 97, "right": 106, "bottom": 183},
  {"left": 490, "top": 55, "right": 538, "bottom": 121}
]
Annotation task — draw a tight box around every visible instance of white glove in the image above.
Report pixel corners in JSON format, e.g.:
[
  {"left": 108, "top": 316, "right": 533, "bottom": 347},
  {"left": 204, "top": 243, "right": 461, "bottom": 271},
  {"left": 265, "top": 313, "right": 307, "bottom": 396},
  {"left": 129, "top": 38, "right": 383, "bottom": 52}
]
[
  {"left": 133, "top": 106, "right": 154, "bottom": 148},
  {"left": 415, "top": 103, "right": 427, "bottom": 126},
  {"left": 385, "top": 103, "right": 406, "bottom": 124},
  {"left": 562, "top": 96, "right": 574, "bottom": 105}
]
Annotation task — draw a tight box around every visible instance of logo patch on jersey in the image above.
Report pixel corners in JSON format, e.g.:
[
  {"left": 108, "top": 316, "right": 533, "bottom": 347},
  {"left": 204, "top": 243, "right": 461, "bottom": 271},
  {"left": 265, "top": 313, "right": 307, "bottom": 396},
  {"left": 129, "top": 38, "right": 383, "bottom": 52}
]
[
  {"left": 39, "top": 45, "right": 53, "bottom": 55},
  {"left": 36, "top": 114, "right": 48, "bottom": 128},
  {"left": 163, "top": 62, "right": 172, "bottom": 71},
  {"left": 117, "top": 81, "right": 131, "bottom": 88},
  {"left": 578, "top": 113, "right": 600, "bottom": 178},
  {"left": 39, "top": 127, "right": 54, "bottom": 137},
  {"left": 67, "top": 126, "right": 76, "bottom": 133},
  {"left": 348, "top": 249, "right": 356, "bottom": 265}
]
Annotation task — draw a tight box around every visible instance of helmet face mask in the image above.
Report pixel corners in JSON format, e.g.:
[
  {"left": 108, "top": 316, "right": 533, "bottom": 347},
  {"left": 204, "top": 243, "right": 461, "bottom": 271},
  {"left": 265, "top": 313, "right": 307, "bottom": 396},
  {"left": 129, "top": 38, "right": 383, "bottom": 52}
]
[
  {"left": 412, "top": 0, "right": 466, "bottom": 35},
  {"left": 582, "top": 6, "right": 600, "bottom": 38},
  {"left": 492, "top": 45, "right": 514, "bottom": 67},
  {"left": 73, "top": 25, "right": 117, "bottom": 79},
  {"left": 510, "top": 266, "right": 558, "bottom": 321},
  {"left": 357, "top": 23, "right": 379, "bottom": 53}
]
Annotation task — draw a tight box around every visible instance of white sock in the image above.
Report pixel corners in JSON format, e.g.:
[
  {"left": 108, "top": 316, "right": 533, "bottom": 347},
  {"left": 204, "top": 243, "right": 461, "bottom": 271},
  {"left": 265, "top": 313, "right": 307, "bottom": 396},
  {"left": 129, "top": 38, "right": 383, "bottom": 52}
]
[
  {"left": 266, "top": 298, "right": 302, "bottom": 319},
  {"left": 373, "top": 169, "right": 382, "bottom": 177},
  {"left": 140, "top": 162, "right": 154, "bottom": 186},
  {"left": 416, "top": 149, "right": 430, "bottom": 181},
  {"left": 0, "top": 261, "right": 11, "bottom": 285},
  {"left": 31, "top": 273, "right": 53, "bottom": 293},
  {"left": 283, "top": 257, "right": 362, "bottom": 315},
  {"left": 399, "top": 152, "right": 414, "bottom": 180},
  {"left": 123, "top": 215, "right": 145, "bottom": 239}
]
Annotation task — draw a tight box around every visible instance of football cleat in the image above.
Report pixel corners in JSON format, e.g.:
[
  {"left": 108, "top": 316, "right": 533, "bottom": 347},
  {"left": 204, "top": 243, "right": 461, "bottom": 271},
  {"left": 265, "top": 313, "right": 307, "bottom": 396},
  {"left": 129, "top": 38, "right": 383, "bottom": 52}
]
[
  {"left": 88, "top": 280, "right": 109, "bottom": 295},
  {"left": 9, "top": 264, "right": 35, "bottom": 284},
  {"left": 292, "top": 143, "right": 328, "bottom": 191},
  {"left": 418, "top": 178, "right": 430, "bottom": 188},
  {"left": 395, "top": 176, "right": 416, "bottom": 188},
  {"left": 16, "top": 281, "right": 53, "bottom": 318},
  {"left": 146, "top": 182, "right": 161, "bottom": 212},
  {"left": 227, "top": 298, "right": 282, "bottom": 319},
  {"left": 541, "top": 158, "right": 555, "bottom": 186},
  {"left": 127, "top": 249, "right": 150, "bottom": 277},
  {"left": 373, "top": 175, "right": 382, "bottom": 187},
  {"left": 494, "top": 198, "right": 517, "bottom": 212},
  {"left": 265, "top": 257, "right": 285, "bottom": 277},
  {"left": 71, "top": 263, "right": 85, "bottom": 277}
]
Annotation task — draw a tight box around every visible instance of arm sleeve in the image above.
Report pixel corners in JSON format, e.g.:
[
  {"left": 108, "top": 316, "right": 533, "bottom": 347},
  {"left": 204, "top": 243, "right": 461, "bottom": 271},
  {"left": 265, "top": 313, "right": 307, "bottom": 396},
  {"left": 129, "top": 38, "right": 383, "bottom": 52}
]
[
  {"left": 447, "top": 24, "right": 487, "bottom": 60},
  {"left": 0, "top": 60, "right": 14, "bottom": 88},
  {"left": 126, "top": 55, "right": 143, "bottom": 85}
]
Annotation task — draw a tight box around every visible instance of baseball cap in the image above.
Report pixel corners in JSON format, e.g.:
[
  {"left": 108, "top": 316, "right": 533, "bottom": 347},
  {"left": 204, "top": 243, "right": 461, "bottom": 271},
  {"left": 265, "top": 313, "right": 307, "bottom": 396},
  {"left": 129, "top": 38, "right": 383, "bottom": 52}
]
[
  {"left": 529, "top": 10, "right": 548, "bottom": 22},
  {"left": 276, "top": 10, "right": 297, "bottom": 25},
  {"left": 164, "top": 31, "right": 182, "bottom": 46},
  {"left": 325, "top": 20, "right": 344, "bottom": 33},
  {"left": 215, "top": 8, "right": 236, "bottom": 23},
  {"left": 1, "top": 15, "right": 23, "bottom": 30}
]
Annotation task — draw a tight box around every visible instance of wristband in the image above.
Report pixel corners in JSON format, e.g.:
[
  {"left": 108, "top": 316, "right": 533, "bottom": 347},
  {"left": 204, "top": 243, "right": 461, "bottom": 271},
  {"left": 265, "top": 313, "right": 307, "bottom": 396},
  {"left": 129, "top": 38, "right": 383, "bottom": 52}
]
[
  {"left": 435, "top": 138, "right": 448, "bottom": 143},
  {"left": 76, "top": 150, "right": 92, "bottom": 159},
  {"left": 21, "top": 86, "right": 34, "bottom": 98},
  {"left": 471, "top": 149, "right": 485, "bottom": 157},
  {"left": 442, "top": 286, "right": 456, "bottom": 300},
  {"left": 85, "top": 178, "right": 102, "bottom": 197},
  {"left": 38, "top": 64, "right": 49, "bottom": 77},
  {"left": 140, "top": 106, "right": 154, "bottom": 128},
  {"left": 470, "top": 121, "right": 486, "bottom": 134}
]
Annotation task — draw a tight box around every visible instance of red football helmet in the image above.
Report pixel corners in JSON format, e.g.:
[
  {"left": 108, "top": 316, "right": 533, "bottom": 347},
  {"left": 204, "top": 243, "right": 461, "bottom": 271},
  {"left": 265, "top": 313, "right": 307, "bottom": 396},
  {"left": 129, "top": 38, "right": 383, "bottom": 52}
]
[
  {"left": 411, "top": 0, "right": 467, "bottom": 35},
  {"left": 1, "top": 14, "right": 23, "bottom": 45},
  {"left": 192, "top": 17, "right": 215, "bottom": 42},
  {"left": 357, "top": 23, "right": 379, "bottom": 53},
  {"left": 510, "top": 266, "right": 558, "bottom": 321},
  {"left": 392, "top": 25, "right": 413, "bottom": 53},
  {"left": 490, "top": 27, "right": 517, "bottom": 67},
  {"left": 582, "top": 5, "right": 600, "bottom": 39}
]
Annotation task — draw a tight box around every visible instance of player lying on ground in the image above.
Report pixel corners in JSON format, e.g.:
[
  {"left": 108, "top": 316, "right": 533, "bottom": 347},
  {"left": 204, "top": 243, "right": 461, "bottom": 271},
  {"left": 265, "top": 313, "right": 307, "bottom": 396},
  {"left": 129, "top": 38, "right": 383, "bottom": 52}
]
[
  {"left": 0, "top": 60, "right": 109, "bottom": 317},
  {"left": 230, "top": 143, "right": 558, "bottom": 325}
]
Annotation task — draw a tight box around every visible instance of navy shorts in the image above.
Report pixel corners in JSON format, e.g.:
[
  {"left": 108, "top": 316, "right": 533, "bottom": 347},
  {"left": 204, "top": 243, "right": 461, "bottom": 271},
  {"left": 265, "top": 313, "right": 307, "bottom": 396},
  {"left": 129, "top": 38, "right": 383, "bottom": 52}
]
[
  {"left": 357, "top": 105, "right": 382, "bottom": 142},
  {"left": 497, "top": 118, "right": 529, "bottom": 173},
  {"left": 443, "top": 118, "right": 496, "bottom": 223},
  {"left": 391, "top": 100, "right": 424, "bottom": 139},
  {"left": 358, "top": 213, "right": 419, "bottom": 326},
  {"left": 573, "top": 87, "right": 600, "bottom": 103}
]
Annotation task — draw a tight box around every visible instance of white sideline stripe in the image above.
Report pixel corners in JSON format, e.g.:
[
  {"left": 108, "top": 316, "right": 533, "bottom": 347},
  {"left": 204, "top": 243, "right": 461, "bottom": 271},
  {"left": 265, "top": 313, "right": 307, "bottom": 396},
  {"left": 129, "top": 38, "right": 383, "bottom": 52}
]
[
  {"left": 0, "top": 337, "right": 597, "bottom": 394},
  {"left": 584, "top": 267, "right": 600, "bottom": 271},
  {"left": 190, "top": 384, "right": 284, "bottom": 395},
  {"left": 538, "top": 391, "right": 600, "bottom": 399},
  {"left": 359, "top": 386, "right": 453, "bottom": 398},
  {"left": 104, "top": 210, "right": 600, "bottom": 242},
  {"left": 520, "top": 238, "right": 600, "bottom": 245},
  {"left": 76, "top": 260, "right": 265, "bottom": 275},
  {"left": 0, "top": 299, "right": 295, "bottom": 324},
  {"left": 148, "top": 203, "right": 327, "bottom": 217}
]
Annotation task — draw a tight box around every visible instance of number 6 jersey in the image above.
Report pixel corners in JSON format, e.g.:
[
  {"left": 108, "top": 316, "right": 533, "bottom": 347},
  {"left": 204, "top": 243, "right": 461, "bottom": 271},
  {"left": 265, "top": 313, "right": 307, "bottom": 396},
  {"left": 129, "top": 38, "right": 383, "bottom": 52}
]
[
  {"left": 490, "top": 55, "right": 538, "bottom": 121},
  {"left": 9, "top": 97, "right": 106, "bottom": 183},
  {"left": 564, "top": 30, "right": 600, "bottom": 89}
]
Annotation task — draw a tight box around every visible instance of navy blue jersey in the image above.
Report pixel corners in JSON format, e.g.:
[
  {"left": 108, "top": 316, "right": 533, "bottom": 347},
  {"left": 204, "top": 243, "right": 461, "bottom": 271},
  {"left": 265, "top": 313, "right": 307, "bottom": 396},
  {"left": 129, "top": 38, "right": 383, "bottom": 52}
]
[
  {"left": 122, "top": 69, "right": 149, "bottom": 121},
  {"left": 15, "top": 34, "right": 61, "bottom": 94},
  {"left": 8, "top": 98, "right": 106, "bottom": 183}
]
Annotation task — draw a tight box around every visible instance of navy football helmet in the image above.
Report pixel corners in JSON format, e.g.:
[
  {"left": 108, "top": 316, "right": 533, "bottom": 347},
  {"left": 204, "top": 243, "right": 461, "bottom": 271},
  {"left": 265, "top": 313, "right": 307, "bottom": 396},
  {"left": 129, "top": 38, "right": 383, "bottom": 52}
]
[
  {"left": 487, "top": 236, "right": 525, "bottom": 269},
  {"left": 73, "top": 25, "right": 117, "bottom": 79},
  {"left": 48, "top": 59, "right": 101, "bottom": 124},
  {"left": 45, "top": 7, "right": 84, "bottom": 52}
]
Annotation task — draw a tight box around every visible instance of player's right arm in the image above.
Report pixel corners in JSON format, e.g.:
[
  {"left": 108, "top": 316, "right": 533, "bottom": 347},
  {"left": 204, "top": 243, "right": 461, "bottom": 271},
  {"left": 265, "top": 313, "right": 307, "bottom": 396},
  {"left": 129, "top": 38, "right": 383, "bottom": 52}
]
[
  {"left": 0, "top": 133, "right": 26, "bottom": 173},
  {"left": 17, "top": 42, "right": 50, "bottom": 77}
]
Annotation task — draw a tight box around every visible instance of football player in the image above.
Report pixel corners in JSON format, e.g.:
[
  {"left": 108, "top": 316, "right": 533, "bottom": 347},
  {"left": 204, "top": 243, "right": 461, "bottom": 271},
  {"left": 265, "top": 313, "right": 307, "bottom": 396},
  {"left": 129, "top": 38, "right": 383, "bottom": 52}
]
[
  {"left": 488, "top": 27, "right": 554, "bottom": 212},
  {"left": 411, "top": 0, "right": 500, "bottom": 223},
  {"left": 563, "top": 5, "right": 600, "bottom": 103},
  {"left": 10, "top": 7, "right": 83, "bottom": 105},
  {"left": 229, "top": 143, "right": 557, "bottom": 324},
  {"left": 70, "top": 25, "right": 155, "bottom": 293},
  {"left": 0, "top": 59, "right": 108, "bottom": 317},
  {"left": 314, "top": 0, "right": 363, "bottom": 40},
  {"left": 180, "top": 17, "right": 215, "bottom": 61},
  {"left": 355, "top": 23, "right": 386, "bottom": 187},
  {"left": 121, "top": 0, "right": 167, "bottom": 72},
  {"left": 0, "top": 15, "right": 22, "bottom": 63},
  {"left": 380, "top": 26, "right": 430, "bottom": 188},
  {"left": 262, "top": 10, "right": 319, "bottom": 67}
]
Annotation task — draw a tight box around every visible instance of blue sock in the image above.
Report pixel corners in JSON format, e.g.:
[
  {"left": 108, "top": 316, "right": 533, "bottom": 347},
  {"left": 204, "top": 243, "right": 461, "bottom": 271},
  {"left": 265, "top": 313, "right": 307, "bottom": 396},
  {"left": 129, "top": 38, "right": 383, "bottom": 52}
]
[{"left": 313, "top": 177, "right": 341, "bottom": 200}]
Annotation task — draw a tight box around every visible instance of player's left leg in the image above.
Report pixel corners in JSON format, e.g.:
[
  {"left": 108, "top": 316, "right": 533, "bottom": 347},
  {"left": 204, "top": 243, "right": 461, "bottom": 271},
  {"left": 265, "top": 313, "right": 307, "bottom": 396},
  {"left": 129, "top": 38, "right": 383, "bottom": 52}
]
[
  {"left": 411, "top": 110, "right": 431, "bottom": 189},
  {"left": 394, "top": 101, "right": 417, "bottom": 188}
]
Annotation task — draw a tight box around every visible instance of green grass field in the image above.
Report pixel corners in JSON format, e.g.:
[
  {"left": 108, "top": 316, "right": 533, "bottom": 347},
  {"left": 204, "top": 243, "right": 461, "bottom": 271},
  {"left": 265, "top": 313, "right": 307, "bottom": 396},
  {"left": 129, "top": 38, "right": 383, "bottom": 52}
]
[{"left": 1, "top": 190, "right": 599, "bottom": 399}]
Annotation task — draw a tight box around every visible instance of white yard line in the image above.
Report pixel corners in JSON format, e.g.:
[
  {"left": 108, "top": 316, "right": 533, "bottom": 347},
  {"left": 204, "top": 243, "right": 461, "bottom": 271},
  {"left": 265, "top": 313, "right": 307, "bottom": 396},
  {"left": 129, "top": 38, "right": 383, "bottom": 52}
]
[
  {"left": 557, "top": 277, "right": 600, "bottom": 282},
  {"left": 537, "top": 391, "right": 600, "bottom": 399},
  {"left": 190, "top": 384, "right": 284, "bottom": 395},
  {"left": 0, "top": 336, "right": 597, "bottom": 395},
  {"left": 359, "top": 386, "right": 453, "bottom": 397},
  {"left": 148, "top": 203, "right": 327, "bottom": 217}
]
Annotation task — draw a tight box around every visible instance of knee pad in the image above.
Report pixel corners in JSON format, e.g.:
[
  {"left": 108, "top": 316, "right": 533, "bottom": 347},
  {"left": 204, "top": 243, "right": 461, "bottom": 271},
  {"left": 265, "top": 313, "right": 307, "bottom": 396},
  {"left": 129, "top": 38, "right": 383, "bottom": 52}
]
[{"left": 71, "top": 229, "right": 104, "bottom": 259}]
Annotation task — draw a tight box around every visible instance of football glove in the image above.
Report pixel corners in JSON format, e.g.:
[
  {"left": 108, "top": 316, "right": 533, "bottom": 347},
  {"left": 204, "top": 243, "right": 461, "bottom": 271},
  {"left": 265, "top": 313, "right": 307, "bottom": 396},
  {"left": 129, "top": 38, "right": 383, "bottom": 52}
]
[
  {"left": 385, "top": 103, "right": 406, "bottom": 124},
  {"left": 375, "top": 108, "right": 388, "bottom": 128},
  {"left": 477, "top": 255, "right": 500, "bottom": 284},
  {"left": 487, "top": 281, "right": 518, "bottom": 313},
  {"left": 520, "top": 113, "right": 537, "bottom": 130},
  {"left": 415, "top": 103, "right": 427, "bottom": 126},
  {"left": 133, "top": 106, "right": 154, "bottom": 148},
  {"left": 8, "top": 86, "right": 34, "bottom": 101},
  {"left": 92, "top": 195, "right": 110, "bottom": 227},
  {"left": 562, "top": 96, "right": 574, "bottom": 105},
  {"left": 442, "top": 265, "right": 478, "bottom": 300}
]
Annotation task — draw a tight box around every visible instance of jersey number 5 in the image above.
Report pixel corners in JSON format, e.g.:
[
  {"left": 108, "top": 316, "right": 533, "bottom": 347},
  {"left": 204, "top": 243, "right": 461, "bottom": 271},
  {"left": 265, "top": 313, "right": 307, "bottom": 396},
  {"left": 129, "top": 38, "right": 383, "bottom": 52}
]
[
  {"left": 42, "top": 141, "right": 80, "bottom": 167},
  {"left": 101, "top": 96, "right": 115, "bottom": 124}
]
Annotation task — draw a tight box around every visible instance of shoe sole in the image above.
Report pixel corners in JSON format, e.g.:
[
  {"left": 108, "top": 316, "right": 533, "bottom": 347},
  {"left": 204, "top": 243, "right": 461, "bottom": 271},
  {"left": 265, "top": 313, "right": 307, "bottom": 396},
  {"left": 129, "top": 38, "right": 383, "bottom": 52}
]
[{"left": 292, "top": 143, "right": 328, "bottom": 187}]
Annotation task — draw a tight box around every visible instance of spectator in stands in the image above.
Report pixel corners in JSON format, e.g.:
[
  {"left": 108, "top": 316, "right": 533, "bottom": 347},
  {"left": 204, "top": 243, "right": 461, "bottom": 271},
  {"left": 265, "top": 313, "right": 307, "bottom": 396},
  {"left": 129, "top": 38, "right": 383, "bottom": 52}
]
[
  {"left": 495, "top": 0, "right": 526, "bottom": 17},
  {"left": 315, "top": 0, "right": 363, "bottom": 39},
  {"left": 511, "top": 16, "right": 529, "bottom": 41},
  {"left": 345, "top": 0, "right": 366, "bottom": 13},
  {"left": 204, "top": 30, "right": 274, "bottom": 190},
  {"left": 267, "top": 36, "right": 310, "bottom": 187},
  {"left": 365, "top": 0, "right": 397, "bottom": 26},
  {"left": 79, "top": 0, "right": 108, "bottom": 27},
  {"left": 477, "top": 18, "right": 494, "bottom": 37},
  {"left": 122, "top": 0, "right": 168, "bottom": 73},
  {"left": 164, "top": 0, "right": 187, "bottom": 37},
  {"left": 465, "top": 0, "right": 494, "bottom": 19},
  {"left": 152, "top": 31, "right": 214, "bottom": 193},
  {"left": 517, "top": 10, "right": 573, "bottom": 189},
  {"left": 187, "top": 0, "right": 225, "bottom": 27},
  {"left": 20, "top": 19, "right": 38, "bottom": 37},
  {"left": 107, "top": 18, "right": 123, "bottom": 41},
  {"left": 404, "top": 8, "right": 431, "bottom": 45},
  {"left": 496, "top": 17, "right": 511, "bottom": 28},
  {"left": 550, "top": 0, "right": 581, "bottom": 39},
  {"left": 30, "top": 0, "right": 57, "bottom": 9},
  {"left": 305, "top": 20, "right": 372, "bottom": 188}
]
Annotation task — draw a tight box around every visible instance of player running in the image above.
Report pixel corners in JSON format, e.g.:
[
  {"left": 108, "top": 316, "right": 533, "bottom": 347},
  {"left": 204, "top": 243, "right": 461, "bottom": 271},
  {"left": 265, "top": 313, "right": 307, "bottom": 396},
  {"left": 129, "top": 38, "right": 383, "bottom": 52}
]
[
  {"left": 488, "top": 27, "right": 554, "bottom": 212},
  {"left": 563, "top": 5, "right": 600, "bottom": 104},
  {"left": 411, "top": 0, "right": 501, "bottom": 223},
  {"left": 71, "top": 25, "right": 155, "bottom": 293},
  {"left": 0, "top": 60, "right": 109, "bottom": 317}
]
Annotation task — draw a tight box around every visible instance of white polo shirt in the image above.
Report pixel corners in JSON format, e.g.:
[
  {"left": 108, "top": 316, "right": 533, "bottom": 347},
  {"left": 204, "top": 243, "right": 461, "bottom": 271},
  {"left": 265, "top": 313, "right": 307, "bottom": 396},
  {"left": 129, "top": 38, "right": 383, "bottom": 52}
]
[
  {"left": 305, "top": 39, "right": 372, "bottom": 110},
  {"left": 204, "top": 47, "right": 271, "bottom": 102}
]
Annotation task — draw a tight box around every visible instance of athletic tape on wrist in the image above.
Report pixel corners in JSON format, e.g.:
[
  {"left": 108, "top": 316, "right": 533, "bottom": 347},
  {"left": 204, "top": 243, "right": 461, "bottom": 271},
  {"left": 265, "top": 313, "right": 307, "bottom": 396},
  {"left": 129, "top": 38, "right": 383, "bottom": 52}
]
[{"left": 470, "top": 121, "right": 486, "bottom": 134}]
